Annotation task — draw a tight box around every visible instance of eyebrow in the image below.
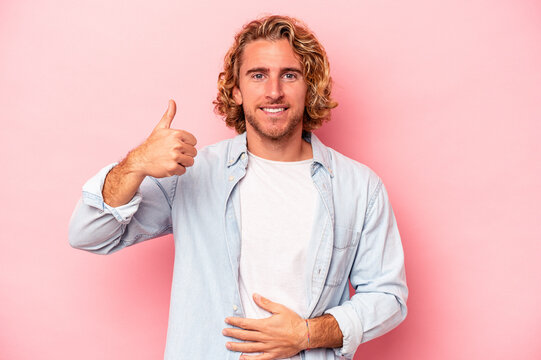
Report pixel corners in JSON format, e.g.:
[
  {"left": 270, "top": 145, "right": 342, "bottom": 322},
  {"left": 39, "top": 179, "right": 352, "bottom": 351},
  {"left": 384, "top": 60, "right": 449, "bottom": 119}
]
[{"left": 245, "top": 67, "right": 303, "bottom": 76}]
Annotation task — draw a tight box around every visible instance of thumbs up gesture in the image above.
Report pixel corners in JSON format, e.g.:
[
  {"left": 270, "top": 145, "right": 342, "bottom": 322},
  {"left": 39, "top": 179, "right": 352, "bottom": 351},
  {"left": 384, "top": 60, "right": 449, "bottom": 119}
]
[{"left": 128, "top": 99, "right": 198, "bottom": 178}]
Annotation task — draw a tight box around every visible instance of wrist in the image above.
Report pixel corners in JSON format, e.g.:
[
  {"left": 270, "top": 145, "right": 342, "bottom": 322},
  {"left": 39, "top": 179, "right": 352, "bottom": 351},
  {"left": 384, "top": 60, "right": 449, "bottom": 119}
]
[
  {"left": 304, "top": 319, "right": 311, "bottom": 351},
  {"left": 122, "top": 148, "right": 148, "bottom": 179},
  {"left": 301, "top": 314, "right": 343, "bottom": 350},
  {"left": 102, "top": 153, "right": 147, "bottom": 207}
]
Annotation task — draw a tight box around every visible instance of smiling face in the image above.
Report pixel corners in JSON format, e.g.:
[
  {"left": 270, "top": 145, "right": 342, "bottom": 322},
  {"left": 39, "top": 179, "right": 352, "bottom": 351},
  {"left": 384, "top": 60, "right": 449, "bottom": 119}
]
[{"left": 233, "top": 38, "right": 308, "bottom": 142}]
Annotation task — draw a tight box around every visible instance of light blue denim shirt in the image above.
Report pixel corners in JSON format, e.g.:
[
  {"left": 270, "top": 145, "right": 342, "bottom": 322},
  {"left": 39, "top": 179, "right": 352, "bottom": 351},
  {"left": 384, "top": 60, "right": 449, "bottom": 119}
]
[{"left": 69, "top": 132, "right": 408, "bottom": 360}]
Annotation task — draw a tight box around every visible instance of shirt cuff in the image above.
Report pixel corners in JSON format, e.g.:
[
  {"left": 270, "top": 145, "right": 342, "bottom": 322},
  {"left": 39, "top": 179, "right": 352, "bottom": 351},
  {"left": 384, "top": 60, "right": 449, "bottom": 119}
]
[
  {"left": 81, "top": 163, "right": 143, "bottom": 224},
  {"left": 324, "top": 304, "right": 364, "bottom": 359}
]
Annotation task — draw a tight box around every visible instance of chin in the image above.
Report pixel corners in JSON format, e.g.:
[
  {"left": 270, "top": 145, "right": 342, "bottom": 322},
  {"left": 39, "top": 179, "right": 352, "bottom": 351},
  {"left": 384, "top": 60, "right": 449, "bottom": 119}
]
[
  {"left": 245, "top": 109, "right": 303, "bottom": 141},
  {"left": 256, "top": 124, "right": 300, "bottom": 141}
]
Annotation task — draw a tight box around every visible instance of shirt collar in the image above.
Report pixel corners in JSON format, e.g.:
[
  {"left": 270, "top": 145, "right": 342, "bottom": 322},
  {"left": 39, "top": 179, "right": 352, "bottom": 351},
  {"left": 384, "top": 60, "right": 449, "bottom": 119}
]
[
  {"left": 226, "top": 131, "right": 334, "bottom": 178},
  {"left": 304, "top": 131, "right": 334, "bottom": 178},
  {"left": 227, "top": 132, "right": 248, "bottom": 167}
]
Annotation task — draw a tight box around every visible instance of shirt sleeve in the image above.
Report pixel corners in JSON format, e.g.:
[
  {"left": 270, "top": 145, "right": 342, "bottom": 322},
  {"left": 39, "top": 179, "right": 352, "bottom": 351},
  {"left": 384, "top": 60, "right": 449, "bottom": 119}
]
[
  {"left": 324, "top": 179, "right": 408, "bottom": 358},
  {"left": 68, "top": 163, "right": 178, "bottom": 254}
]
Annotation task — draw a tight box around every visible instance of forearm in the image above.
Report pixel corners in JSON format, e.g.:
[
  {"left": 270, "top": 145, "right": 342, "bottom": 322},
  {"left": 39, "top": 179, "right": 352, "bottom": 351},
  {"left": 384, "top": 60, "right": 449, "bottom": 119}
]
[
  {"left": 103, "top": 99, "right": 197, "bottom": 207},
  {"left": 70, "top": 99, "right": 192, "bottom": 253},
  {"left": 69, "top": 165, "right": 177, "bottom": 254},
  {"left": 69, "top": 163, "right": 144, "bottom": 254},
  {"left": 69, "top": 196, "right": 133, "bottom": 254},
  {"left": 305, "top": 314, "right": 343, "bottom": 350},
  {"left": 102, "top": 153, "right": 146, "bottom": 207}
]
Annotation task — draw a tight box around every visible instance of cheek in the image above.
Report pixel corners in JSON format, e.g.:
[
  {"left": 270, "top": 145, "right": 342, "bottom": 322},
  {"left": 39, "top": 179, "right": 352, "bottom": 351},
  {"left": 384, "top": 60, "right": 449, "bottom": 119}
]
[
  {"left": 242, "top": 90, "right": 261, "bottom": 107},
  {"left": 289, "top": 82, "right": 308, "bottom": 101},
  {"left": 294, "top": 87, "right": 308, "bottom": 106}
]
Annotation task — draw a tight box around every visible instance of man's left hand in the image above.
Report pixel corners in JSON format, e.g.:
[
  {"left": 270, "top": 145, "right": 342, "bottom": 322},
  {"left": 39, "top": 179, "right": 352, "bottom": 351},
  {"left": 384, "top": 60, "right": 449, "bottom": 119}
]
[{"left": 223, "top": 293, "right": 308, "bottom": 360}]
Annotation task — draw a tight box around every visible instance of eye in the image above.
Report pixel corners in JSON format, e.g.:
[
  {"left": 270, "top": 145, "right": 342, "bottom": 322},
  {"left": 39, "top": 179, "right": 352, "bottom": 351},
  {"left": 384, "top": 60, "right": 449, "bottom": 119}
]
[
  {"left": 251, "top": 73, "right": 264, "bottom": 80},
  {"left": 283, "top": 73, "right": 298, "bottom": 80}
]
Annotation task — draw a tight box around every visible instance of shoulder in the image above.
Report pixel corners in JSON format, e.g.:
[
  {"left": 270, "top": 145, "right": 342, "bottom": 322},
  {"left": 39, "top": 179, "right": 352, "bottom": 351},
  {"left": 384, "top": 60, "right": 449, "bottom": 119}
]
[{"left": 318, "top": 141, "right": 382, "bottom": 192}]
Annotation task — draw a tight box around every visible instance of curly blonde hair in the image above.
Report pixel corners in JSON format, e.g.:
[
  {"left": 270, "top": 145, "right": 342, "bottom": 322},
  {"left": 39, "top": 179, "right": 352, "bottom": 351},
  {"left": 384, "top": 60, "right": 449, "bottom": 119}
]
[{"left": 213, "top": 15, "right": 338, "bottom": 134}]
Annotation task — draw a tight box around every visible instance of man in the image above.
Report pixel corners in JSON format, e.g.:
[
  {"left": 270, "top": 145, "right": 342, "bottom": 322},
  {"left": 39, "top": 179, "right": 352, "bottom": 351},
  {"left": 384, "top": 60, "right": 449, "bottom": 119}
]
[{"left": 69, "top": 15, "right": 408, "bottom": 360}]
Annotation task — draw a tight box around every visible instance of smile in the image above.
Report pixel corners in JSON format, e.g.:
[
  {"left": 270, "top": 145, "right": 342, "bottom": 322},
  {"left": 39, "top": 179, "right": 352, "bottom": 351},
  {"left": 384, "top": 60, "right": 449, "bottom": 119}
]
[{"left": 260, "top": 107, "right": 288, "bottom": 115}]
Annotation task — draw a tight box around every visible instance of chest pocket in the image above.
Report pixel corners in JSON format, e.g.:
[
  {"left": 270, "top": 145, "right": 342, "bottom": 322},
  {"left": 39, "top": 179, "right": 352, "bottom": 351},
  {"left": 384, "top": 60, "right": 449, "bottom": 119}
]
[{"left": 324, "top": 226, "right": 361, "bottom": 287}]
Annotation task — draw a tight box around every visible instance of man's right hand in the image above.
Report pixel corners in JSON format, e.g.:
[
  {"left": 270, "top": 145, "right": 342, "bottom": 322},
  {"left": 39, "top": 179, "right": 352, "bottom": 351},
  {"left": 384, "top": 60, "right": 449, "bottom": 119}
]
[
  {"left": 102, "top": 99, "right": 197, "bottom": 207},
  {"left": 126, "top": 99, "right": 197, "bottom": 178}
]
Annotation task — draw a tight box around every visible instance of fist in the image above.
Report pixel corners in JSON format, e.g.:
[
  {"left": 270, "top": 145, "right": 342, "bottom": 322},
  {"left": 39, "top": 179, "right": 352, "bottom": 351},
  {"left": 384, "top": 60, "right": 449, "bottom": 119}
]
[{"left": 128, "top": 99, "right": 197, "bottom": 178}]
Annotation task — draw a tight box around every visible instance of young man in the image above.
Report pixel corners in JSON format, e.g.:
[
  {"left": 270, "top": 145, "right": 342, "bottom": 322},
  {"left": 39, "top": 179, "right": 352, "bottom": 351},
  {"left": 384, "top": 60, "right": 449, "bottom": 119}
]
[{"left": 69, "top": 15, "right": 408, "bottom": 360}]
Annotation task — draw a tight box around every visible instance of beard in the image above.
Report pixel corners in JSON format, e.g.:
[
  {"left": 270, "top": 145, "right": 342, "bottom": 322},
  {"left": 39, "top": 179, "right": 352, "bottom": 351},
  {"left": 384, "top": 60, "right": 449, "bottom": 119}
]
[{"left": 244, "top": 107, "right": 304, "bottom": 142}]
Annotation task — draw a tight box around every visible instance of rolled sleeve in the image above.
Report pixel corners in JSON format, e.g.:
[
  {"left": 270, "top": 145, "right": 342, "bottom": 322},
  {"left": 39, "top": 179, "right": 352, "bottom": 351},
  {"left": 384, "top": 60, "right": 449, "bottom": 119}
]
[
  {"left": 69, "top": 163, "right": 176, "bottom": 254},
  {"left": 324, "top": 305, "right": 364, "bottom": 359}
]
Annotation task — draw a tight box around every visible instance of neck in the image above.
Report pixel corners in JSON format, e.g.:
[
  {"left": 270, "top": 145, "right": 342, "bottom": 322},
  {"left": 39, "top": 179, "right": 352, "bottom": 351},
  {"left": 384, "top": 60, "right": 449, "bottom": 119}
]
[{"left": 246, "top": 127, "right": 312, "bottom": 161}]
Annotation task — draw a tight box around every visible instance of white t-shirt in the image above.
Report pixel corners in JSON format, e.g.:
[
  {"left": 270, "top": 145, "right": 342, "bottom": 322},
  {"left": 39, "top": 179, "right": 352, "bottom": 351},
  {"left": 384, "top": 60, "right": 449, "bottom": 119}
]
[{"left": 238, "top": 151, "right": 318, "bottom": 359}]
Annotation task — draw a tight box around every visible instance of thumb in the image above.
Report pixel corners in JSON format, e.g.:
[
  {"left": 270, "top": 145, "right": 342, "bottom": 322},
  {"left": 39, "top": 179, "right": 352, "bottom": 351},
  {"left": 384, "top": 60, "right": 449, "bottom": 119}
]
[
  {"left": 156, "top": 99, "right": 177, "bottom": 129},
  {"left": 253, "top": 293, "right": 281, "bottom": 314}
]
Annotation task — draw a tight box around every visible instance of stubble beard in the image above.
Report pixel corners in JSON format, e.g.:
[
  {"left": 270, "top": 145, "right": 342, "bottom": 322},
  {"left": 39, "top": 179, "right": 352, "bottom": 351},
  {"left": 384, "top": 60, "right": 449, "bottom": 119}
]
[{"left": 244, "top": 108, "right": 304, "bottom": 143}]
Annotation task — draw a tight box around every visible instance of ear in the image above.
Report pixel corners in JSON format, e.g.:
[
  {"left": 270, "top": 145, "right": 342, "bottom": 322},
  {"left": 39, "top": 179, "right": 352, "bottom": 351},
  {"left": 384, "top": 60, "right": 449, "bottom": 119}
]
[{"left": 232, "top": 86, "right": 243, "bottom": 105}]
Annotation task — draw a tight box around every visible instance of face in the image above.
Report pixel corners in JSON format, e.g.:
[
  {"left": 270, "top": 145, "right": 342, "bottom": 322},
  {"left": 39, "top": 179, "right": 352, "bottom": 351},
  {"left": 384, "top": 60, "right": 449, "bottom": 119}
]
[{"left": 233, "top": 38, "right": 308, "bottom": 141}]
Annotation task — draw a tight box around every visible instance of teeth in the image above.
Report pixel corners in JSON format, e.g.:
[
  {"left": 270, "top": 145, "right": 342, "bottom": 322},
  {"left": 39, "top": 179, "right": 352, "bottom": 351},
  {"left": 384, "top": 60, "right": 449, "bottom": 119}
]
[{"left": 262, "top": 108, "right": 285, "bottom": 113}]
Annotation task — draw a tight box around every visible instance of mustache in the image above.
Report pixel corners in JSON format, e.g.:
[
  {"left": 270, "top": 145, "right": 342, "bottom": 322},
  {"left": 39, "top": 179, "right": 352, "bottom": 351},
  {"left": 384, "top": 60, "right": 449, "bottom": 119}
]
[{"left": 259, "top": 101, "right": 289, "bottom": 107}]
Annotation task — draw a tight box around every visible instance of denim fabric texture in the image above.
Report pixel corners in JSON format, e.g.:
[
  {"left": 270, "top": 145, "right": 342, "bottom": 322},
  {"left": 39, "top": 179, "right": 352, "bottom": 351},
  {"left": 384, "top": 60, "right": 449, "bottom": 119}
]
[{"left": 69, "top": 132, "right": 408, "bottom": 360}]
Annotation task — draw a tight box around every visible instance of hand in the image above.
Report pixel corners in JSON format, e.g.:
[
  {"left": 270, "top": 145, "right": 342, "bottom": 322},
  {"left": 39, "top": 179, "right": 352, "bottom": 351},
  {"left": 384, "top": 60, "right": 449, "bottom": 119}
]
[
  {"left": 126, "top": 99, "right": 197, "bottom": 178},
  {"left": 223, "top": 294, "right": 308, "bottom": 360}
]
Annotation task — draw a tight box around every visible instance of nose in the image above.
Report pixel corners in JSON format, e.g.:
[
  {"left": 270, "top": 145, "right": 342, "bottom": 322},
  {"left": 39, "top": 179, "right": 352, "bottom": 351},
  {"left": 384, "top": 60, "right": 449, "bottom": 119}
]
[{"left": 265, "top": 76, "right": 284, "bottom": 101}]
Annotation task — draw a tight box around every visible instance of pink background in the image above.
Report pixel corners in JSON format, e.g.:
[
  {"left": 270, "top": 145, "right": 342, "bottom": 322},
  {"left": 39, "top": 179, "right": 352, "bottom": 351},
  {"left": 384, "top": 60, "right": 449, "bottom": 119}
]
[{"left": 1, "top": 0, "right": 540, "bottom": 359}]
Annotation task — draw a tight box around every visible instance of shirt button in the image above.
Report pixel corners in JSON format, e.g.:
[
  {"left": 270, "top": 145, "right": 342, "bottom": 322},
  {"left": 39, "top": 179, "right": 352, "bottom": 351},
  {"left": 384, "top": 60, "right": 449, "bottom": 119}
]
[
  {"left": 228, "top": 176, "right": 234, "bottom": 181},
  {"left": 233, "top": 305, "right": 238, "bottom": 311},
  {"left": 241, "top": 153, "right": 247, "bottom": 159}
]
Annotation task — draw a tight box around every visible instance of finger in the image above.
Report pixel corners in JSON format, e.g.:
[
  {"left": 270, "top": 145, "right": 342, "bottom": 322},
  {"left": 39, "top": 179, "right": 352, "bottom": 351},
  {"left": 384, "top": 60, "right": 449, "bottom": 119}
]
[
  {"left": 226, "top": 341, "right": 267, "bottom": 354},
  {"left": 222, "top": 328, "right": 264, "bottom": 342},
  {"left": 166, "top": 163, "right": 186, "bottom": 176},
  {"left": 179, "top": 143, "right": 197, "bottom": 158},
  {"left": 170, "top": 136, "right": 197, "bottom": 157},
  {"left": 239, "top": 353, "right": 270, "bottom": 360},
  {"left": 253, "top": 293, "right": 282, "bottom": 315},
  {"left": 156, "top": 99, "right": 177, "bottom": 129},
  {"left": 175, "top": 153, "right": 195, "bottom": 168},
  {"left": 225, "top": 317, "right": 262, "bottom": 331},
  {"left": 176, "top": 129, "right": 197, "bottom": 146}
]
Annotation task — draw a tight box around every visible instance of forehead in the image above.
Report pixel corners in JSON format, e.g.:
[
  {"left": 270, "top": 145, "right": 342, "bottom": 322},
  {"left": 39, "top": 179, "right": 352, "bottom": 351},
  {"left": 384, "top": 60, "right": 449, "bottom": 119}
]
[{"left": 239, "top": 38, "right": 302, "bottom": 70}]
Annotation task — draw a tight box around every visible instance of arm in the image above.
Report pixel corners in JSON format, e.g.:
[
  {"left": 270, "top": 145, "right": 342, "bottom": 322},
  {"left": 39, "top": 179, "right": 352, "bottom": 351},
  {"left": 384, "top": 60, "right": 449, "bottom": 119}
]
[
  {"left": 306, "top": 314, "right": 343, "bottom": 349},
  {"left": 223, "top": 294, "right": 343, "bottom": 360},
  {"left": 68, "top": 100, "right": 198, "bottom": 254},
  {"left": 103, "top": 99, "right": 197, "bottom": 207},
  {"left": 324, "top": 179, "right": 408, "bottom": 358}
]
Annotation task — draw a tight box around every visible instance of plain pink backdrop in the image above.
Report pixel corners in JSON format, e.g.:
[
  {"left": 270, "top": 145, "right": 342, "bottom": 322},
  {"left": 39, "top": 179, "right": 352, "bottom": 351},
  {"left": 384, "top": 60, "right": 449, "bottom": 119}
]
[{"left": 1, "top": 0, "right": 540, "bottom": 359}]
